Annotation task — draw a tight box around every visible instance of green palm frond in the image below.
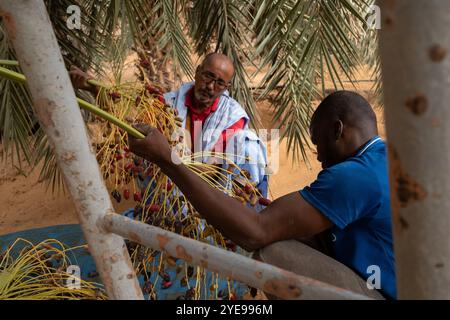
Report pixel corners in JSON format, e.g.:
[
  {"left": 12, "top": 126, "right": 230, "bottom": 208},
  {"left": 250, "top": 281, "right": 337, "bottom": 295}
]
[
  {"left": 32, "top": 129, "right": 66, "bottom": 193},
  {"left": 372, "top": 57, "right": 383, "bottom": 106},
  {"left": 0, "top": 23, "right": 36, "bottom": 167},
  {"left": 93, "top": 0, "right": 194, "bottom": 88},
  {"left": 252, "top": 0, "right": 374, "bottom": 160},
  {"left": 151, "top": 0, "right": 194, "bottom": 81},
  {"left": 0, "top": 0, "right": 117, "bottom": 191},
  {"left": 360, "top": 15, "right": 382, "bottom": 106},
  {"left": 45, "top": 0, "right": 108, "bottom": 73},
  {"left": 362, "top": 33, "right": 383, "bottom": 106}
]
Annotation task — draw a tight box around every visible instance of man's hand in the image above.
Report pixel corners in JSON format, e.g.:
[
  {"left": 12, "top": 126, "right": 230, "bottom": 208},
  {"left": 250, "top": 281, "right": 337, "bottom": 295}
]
[
  {"left": 128, "top": 124, "right": 173, "bottom": 166},
  {"left": 69, "top": 66, "right": 97, "bottom": 94}
]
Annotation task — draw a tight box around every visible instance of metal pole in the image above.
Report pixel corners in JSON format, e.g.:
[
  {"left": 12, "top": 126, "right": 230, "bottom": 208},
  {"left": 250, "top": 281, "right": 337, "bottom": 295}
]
[
  {"left": 0, "top": 1, "right": 143, "bottom": 299},
  {"left": 103, "top": 213, "right": 371, "bottom": 300},
  {"left": 379, "top": 0, "right": 450, "bottom": 298}
]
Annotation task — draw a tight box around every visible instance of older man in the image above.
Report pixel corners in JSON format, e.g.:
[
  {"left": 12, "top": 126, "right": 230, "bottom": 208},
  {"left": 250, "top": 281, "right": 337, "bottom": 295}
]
[{"left": 128, "top": 91, "right": 396, "bottom": 300}]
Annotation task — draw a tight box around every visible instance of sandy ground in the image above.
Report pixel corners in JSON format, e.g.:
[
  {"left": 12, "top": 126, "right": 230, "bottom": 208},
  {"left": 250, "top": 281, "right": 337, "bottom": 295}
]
[{"left": 0, "top": 67, "right": 385, "bottom": 236}]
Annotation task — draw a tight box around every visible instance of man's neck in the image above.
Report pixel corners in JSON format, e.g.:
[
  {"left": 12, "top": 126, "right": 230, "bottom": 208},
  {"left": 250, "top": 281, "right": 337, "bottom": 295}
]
[{"left": 350, "top": 133, "right": 379, "bottom": 157}]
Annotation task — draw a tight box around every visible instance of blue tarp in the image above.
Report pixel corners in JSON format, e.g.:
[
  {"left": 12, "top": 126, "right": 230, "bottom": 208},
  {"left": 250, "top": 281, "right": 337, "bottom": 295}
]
[{"left": 0, "top": 224, "right": 249, "bottom": 299}]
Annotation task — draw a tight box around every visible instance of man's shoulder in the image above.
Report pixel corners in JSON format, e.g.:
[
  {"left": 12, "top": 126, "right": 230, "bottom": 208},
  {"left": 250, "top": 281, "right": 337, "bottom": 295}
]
[
  {"left": 317, "top": 158, "right": 380, "bottom": 193},
  {"left": 323, "top": 158, "right": 368, "bottom": 177},
  {"left": 169, "top": 82, "right": 194, "bottom": 95},
  {"left": 328, "top": 142, "right": 387, "bottom": 176},
  {"left": 164, "top": 82, "right": 194, "bottom": 105},
  {"left": 211, "top": 92, "right": 249, "bottom": 125},
  {"left": 219, "top": 92, "right": 241, "bottom": 108}
]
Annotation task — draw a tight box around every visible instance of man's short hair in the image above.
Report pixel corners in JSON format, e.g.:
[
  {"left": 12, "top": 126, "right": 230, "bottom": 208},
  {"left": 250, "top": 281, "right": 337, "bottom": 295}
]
[{"left": 312, "top": 90, "right": 377, "bottom": 131}]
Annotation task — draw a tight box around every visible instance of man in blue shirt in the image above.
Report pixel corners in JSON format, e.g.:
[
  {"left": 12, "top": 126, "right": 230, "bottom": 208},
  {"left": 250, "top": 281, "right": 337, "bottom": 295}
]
[{"left": 128, "top": 90, "right": 396, "bottom": 299}]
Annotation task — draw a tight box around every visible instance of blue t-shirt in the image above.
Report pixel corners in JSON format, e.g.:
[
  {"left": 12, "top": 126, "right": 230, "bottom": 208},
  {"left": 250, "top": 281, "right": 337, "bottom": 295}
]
[{"left": 299, "top": 137, "right": 396, "bottom": 299}]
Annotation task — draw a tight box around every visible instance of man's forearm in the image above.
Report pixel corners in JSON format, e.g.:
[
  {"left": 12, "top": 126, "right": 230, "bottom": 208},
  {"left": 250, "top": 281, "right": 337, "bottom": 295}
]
[
  {"left": 159, "top": 160, "right": 265, "bottom": 250},
  {"left": 88, "top": 84, "right": 99, "bottom": 97}
]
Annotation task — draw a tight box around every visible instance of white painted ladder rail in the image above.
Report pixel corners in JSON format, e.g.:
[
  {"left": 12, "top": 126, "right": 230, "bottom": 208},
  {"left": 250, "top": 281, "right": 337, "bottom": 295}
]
[
  {"left": 102, "top": 213, "right": 371, "bottom": 300},
  {"left": 0, "top": 0, "right": 143, "bottom": 300}
]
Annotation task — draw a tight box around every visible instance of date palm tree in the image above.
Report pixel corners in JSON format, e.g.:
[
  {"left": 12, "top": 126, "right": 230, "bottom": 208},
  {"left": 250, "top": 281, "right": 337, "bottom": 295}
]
[{"left": 0, "top": 0, "right": 379, "bottom": 190}]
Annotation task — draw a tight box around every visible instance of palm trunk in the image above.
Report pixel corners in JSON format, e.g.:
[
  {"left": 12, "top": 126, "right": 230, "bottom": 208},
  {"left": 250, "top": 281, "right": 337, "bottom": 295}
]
[
  {"left": 379, "top": 0, "right": 450, "bottom": 298},
  {"left": 0, "top": 0, "right": 143, "bottom": 299}
]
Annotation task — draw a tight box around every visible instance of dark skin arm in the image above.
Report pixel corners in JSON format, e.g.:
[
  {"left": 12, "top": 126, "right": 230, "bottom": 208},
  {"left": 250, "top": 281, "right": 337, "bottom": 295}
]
[
  {"left": 69, "top": 66, "right": 99, "bottom": 97},
  {"left": 128, "top": 124, "right": 332, "bottom": 251}
]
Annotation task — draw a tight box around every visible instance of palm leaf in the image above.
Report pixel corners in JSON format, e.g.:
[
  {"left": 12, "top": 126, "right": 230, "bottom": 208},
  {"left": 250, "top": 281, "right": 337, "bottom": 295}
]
[
  {"left": 251, "top": 0, "right": 374, "bottom": 161},
  {"left": 45, "top": 0, "right": 108, "bottom": 73},
  {"left": 0, "top": 23, "right": 36, "bottom": 167},
  {"left": 151, "top": 0, "right": 194, "bottom": 82}
]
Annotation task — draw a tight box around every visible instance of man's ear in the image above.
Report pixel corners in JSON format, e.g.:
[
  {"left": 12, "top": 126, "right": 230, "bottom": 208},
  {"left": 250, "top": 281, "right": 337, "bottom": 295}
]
[{"left": 334, "top": 120, "right": 344, "bottom": 140}]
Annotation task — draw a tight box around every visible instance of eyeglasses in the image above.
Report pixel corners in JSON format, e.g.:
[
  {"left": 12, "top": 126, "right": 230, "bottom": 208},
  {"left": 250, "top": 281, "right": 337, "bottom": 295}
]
[{"left": 198, "top": 70, "right": 229, "bottom": 90}]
